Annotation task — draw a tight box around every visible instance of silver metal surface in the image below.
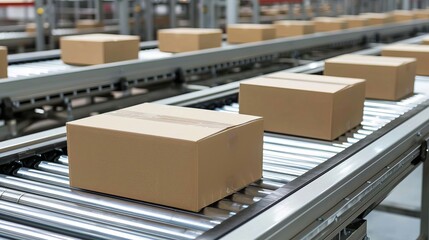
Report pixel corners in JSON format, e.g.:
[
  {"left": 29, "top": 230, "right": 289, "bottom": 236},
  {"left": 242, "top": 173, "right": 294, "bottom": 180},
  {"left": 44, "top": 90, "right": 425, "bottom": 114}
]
[
  {"left": 0, "top": 219, "right": 79, "bottom": 240},
  {"left": 57, "top": 155, "right": 69, "bottom": 165},
  {"left": 35, "top": 161, "right": 69, "bottom": 176}
]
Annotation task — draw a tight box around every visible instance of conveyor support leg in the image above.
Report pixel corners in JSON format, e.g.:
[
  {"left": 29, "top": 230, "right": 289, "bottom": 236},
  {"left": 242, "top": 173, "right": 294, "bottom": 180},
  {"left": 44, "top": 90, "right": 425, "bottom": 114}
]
[{"left": 420, "top": 139, "right": 429, "bottom": 240}]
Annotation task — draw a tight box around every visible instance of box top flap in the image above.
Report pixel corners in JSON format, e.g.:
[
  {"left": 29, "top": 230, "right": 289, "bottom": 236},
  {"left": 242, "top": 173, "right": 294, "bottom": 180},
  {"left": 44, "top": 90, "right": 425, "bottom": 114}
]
[
  {"left": 383, "top": 44, "right": 429, "bottom": 53},
  {"left": 326, "top": 54, "right": 416, "bottom": 66},
  {"left": 67, "top": 103, "right": 261, "bottom": 142},
  {"left": 241, "top": 77, "right": 349, "bottom": 93},
  {"left": 228, "top": 24, "right": 275, "bottom": 29},
  {"left": 158, "top": 28, "right": 222, "bottom": 35},
  {"left": 266, "top": 72, "right": 365, "bottom": 85},
  {"left": 61, "top": 34, "right": 139, "bottom": 42}
]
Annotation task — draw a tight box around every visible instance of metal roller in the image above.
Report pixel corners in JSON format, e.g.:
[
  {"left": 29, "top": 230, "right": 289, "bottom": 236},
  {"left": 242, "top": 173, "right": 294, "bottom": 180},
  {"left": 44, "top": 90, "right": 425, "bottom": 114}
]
[
  {"left": 56, "top": 155, "right": 69, "bottom": 165},
  {"left": 14, "top": 168, "right": 69, "bottom": 187},
  {"left": 35, "top": 161, "right": 69, "bottom": 176},
  {"left": 0, "top": 219, "right": 79, "bottom": 240},
  {"left": 0, "top": 199, "right": 155, "bottom": 240},
  {"left": 0, "top": 175, "right": 220, "bottom": 231},
  {"left": 0, "top": 187, "right": 202, "bottom": 240}
]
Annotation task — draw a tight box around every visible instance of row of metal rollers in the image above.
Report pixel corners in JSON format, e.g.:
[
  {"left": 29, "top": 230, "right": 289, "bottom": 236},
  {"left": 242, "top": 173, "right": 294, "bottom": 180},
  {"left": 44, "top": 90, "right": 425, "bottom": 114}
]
[{"left": 0, "top": 94, "right": 425, "bottom": 240}]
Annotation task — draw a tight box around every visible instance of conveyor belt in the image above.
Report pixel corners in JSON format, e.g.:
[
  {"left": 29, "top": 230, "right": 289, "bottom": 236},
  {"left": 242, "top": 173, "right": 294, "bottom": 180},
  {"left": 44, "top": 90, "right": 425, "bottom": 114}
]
[
  {"left": 0, "top": 93, "right": 426, "bottom": 239},
  {"left": 7, "top": 49, "right": 173, "bottom": 78}
]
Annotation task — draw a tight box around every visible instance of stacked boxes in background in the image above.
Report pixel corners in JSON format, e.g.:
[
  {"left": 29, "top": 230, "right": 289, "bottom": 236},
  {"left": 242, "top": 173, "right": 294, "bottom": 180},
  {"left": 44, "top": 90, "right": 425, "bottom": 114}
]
[
  {"left": 360, "top": 13, "right": 393, "bottom": 25},
  {"left": 158, "top": 28, "right": 222, "bottom": 53},
  {"left": 25, "top": 22, "right": 50, "bottom": 33},
  {"left": 414, "top": 9, "right": 429, "bottom": 19},
  {"left": 76, "top": 20, "right": 104, "bottom": 29},
  {"left": 325, "top": 55, "right": 416, "bottom": 100},
  {"left": 0, "top": 46, "right": 7, "bottom": 79},
  {"left": 313, "top": 17, "right": 347, "bottom": 32},
  {"left": 382, "top": 44, "right": 429, "bottom": 76},
  {"left": 67, "top": 103, "right": 263, "bottom": 212},
  {"left": 239, "top": 73, "right": 365, "bottom": 140},
  {"left": 391, "top": 10, "right": 415, "bottom": 22},
  {"left": 60, "top": 34, "right": 140, "bottom": 65},
  {"left": 339, "top": 15, "right": 369, "bottom": 28},
  {"left": 274, "top": 20, "right": 315, "bottom": 38},
  {"left": 227, "top": 24, "right": 276, "bottom": 44}
]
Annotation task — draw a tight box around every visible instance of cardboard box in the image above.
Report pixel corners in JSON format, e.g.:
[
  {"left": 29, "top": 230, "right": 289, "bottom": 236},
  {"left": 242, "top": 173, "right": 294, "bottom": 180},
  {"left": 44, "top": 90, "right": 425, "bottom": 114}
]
[
  {"left": 61, "top": 34, "right": 139, "bottom": 65},
  {"left": 239, "top": 73, "right": 365, "bottom": 140},
  {"left": 158, "top": 28, "right": 222, "bottom": 53},
  {"left": 274, "top": 20, "right": 314, "bottom": 38},
  {"left": 391, "top": 10, "right": 415, "bottom": 22},
  {"left": 382, "top": 44, "right": 429, "bottom": 76},
  {"left": 313, "top": 17, "right": 347, "bottom": 32},
  {"left": 339, "top": 15, "right": 369, "bottom": 28},
  {"left": 76, "top": 20, "right": 104, "bottom": 29},
  {"left": 414, "top": 10, "right": 429, "bottom": 19},
  {"left": 360, "top": 13, "right": 393, "bottom": 25},
  {"left": 423, "top": 37, "right": 429, "bottom": 45},
  {"left": 227, "top": 24, "right": 276, "bottom": 44},
  {"left": 25, "top": 22, "right": 50, "bottom": 33},
  {"left": 324, "top": 55, "right": 416, "bottom": 100},
  {"left": 67, "top": 103, "right": 263, "bottom": 212},
  {"left": 0, "top": 46, "right": 7, "bottom": 78}
]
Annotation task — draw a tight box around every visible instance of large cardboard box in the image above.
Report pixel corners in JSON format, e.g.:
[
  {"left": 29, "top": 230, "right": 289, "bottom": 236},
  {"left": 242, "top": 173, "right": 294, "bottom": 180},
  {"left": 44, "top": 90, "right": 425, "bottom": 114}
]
[
  {"left": 339, "top": 15, "right": 369, "bottom": 28},
  {"left": 0, "top": 46, "right": 7, "bottom": 78},
  {"left": 360, "top": 13, "right": 393, "bottom": 25},
  {"left": 76, "top": 19, "right": 104, "bottom": 29},
  {"left": 61, "top": 34, "right": 139, "bottom": 65},
  {"left": 239, "top": 73, "right": 365, "bottom": 140},
  {"left": 391, "top": 10, "right": 415, "bottom": 22},
  {"left": 325, "top": 55, "right": 416, "bottom": 100},
  {"left": 227, "top": 24, "right": 276, "bottom": 44},
  {"left": 313, "top": 17, "right": 347, "bottom": 32},
  {"left": 274, "top": 20, "right": 314, "bottom": 38},
  {"left": 382, "top": 44, "right": 429, "bottom": 76},
  {"left": 158, "top": 28, "right": 222, "bottom": 53},
  {"left": 67, "top": 103, "right": 263, "bottom": 212}
]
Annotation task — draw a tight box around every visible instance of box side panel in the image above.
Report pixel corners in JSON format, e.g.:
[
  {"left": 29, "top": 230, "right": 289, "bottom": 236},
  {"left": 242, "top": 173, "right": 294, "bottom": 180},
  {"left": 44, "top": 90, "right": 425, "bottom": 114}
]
[
  {"left": 0, "top": 47, "right": 7, "bottom": 78},
  {"left": 67, "top": 124, "right": 198, "bottom": 211},
  {"left": 103, "top": 39, "right": 139, "bottom": 63},
  {"left": 199, "top": 33, "right": 222, "bottom": 50},
  {"left": 197, "top": 120, "right": 264, "bottom": 211},
  {"left": 382, "top": 50, "right": 429, "bottom": 76},
  {"left": 324, "top": 62, "right": 397, "bottom": 100},
  {"left": 395, "top": 61, "right": 416, "bottom": 100},
  {"left": 239, "top": 83, "right": 333, "bottom": 140},
  {"left": 60, "top": 40, "right": 104, "bottom": 65},
  {"left": 158, "top": 33, "right": 200, "bottom": 53}
]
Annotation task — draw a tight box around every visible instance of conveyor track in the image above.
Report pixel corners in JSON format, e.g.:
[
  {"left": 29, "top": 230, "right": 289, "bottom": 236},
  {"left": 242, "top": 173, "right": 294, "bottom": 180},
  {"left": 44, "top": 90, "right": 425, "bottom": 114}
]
[{"left": 0, "top": 93, "right": 426, "bottom": 239}]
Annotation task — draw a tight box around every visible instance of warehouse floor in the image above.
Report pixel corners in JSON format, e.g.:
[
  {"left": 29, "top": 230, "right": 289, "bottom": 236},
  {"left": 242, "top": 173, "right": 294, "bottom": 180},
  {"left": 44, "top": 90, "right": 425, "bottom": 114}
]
[{"left": 366, "top": 164, "right": 422, "bottom": 239}]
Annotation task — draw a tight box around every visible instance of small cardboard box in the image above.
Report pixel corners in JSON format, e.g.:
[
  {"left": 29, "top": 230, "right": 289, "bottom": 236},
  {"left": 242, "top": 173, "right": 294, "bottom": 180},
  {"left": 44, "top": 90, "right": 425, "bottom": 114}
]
[
  {"left": 227, "top": 24, "right": 276, "bottom": 44},
  {"left": 274, "top": 20, "right": 314, "bottom": 38},
  {"left": 25, "top": 22, "right": 50, "bottom": 33},
  {"left": 76, "top": 19, "right": 104, "bottom": 29},
  {"left": 313, "top": 17, "right": 347, "bottom": 32},
  {"left": 391, "top": 10, "right": 415, "bottom": 22},
  {"left": 0, "top": 46, "right": 7, "bottom": 78},
  {"left": 158, "top": 28, "right": 222, "bottom": 53},
  {"left": 325, "top": 55, "right": 416, "bottom": 100},
  {"left": 67, "top": 103, "right": 263, "bottom": 212},
  {"left": 360, "top": 13, "right": 393, "bottom": 25},
  {"left": 61, "top": 34, "right": 139, "bottom": 65},
  {"left": 239, "top": 73, "right": 365, "bottom": 140},
  {"left": 339, "top": 15, "right": 369, "bottom": 28},
  {"left": 382, "top": 44, "right": 429, "bottom": 76}
]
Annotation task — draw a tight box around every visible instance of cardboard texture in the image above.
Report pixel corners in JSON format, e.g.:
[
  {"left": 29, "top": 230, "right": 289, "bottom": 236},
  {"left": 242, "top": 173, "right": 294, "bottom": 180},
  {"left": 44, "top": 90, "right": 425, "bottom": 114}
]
[
  {"left": 391, "top": 10, "right": 415, "bottom": 22},
  {"left": 324, "top": 55, "right": 416, "bottom": 100},
  {"left": 239, "top": 73, "right": 365, "bottom": 140},
  {"left": 227, "top": 24, "right": 276, "bottom": 44},
  {"left": 158, "top": 28, "right": 222, "bottom": 53},
  {"left": 0, "top": 46, "right": 7, "bottom": 78},
  {"left": 423, "top": 37, "right": 429, "bottom": 45},
  {"left": 76, "top": 20, "right": 104, "bottom": 29},
  {"left": 414, "top": 10, "right": 429, "bottom": 19},
  {"left": 313, "top": 17, "right": 347, "bottom": 32},
  {"left": 274, "top": 20, "right": 314, "bottom": 38},
  {"left": 61, "top": 34, "right": 139, "bottom": 65},
  {"left": 360, "top": 13, "right": 393, "bottom": 25},
  {"left": 67, "top": 103, "right": 263, "bottom": 212},
  {"left": 338, "top": 15, "right": 369, "bottom": 28},
  {"left": 382, "top": 44, "right": 429, "bottom": 76}
]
